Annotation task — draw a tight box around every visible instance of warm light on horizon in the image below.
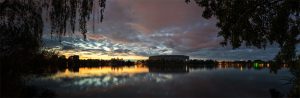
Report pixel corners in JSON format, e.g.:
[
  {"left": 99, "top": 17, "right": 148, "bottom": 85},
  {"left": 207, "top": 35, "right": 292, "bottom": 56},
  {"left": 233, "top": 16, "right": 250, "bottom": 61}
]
[{"left": 59, "top": 50, "right": 148, "bottom": 60}]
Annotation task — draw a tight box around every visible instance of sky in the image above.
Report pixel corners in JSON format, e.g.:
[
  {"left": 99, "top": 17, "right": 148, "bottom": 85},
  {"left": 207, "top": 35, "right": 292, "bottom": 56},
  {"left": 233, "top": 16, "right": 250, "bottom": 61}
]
[{"left": 43, "top": 0, "right": 299, "bottom": 61}]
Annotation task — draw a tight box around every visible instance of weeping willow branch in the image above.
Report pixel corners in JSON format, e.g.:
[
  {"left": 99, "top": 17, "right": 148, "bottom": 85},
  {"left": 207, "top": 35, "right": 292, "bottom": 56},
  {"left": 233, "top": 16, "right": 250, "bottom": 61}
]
[{"left": 1, "top": 0, "right": 107, "bottom": 40}]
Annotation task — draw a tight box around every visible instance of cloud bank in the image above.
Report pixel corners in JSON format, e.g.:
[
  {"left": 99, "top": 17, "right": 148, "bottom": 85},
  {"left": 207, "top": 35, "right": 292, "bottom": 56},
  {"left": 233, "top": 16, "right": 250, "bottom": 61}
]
[{"left": 43, "top": 0, "right": 299, "bottom": 60}]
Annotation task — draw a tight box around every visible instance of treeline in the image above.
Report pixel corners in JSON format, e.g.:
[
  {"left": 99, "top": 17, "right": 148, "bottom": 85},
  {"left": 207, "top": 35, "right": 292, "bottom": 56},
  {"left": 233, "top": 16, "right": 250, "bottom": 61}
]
[
  {"left": 3, "top": 52, "right": 297, "bottom": 75},
  {"left": 45, "top": 55, "right": 135, "bottom": 68},
  {"left": 80, "top": 58, "right": 135, "bottom": 67},
  {"left": 140, "top": 59, "right": 300, "bottom": 75},
  {"left": 140, "top": 59, "right": 218, "bottom": 67},
  {"left": 1, "top": 53, "right": 136, "bottom": 75},
  {"left": 140, "top": 59, "right": 298, "bottom": 66},
  {"left": 137, "top": 59, "right": 299, "bottom": 74}
]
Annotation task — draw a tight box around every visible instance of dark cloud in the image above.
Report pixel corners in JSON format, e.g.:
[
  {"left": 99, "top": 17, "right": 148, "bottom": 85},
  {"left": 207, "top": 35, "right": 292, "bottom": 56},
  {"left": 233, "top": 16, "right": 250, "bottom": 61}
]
[
  {"left": 43, "top": 0, "right": 300, "bottom": 60},
  {"left": 114, "top": 49, "right": 131, "bottom": 53},
  {"left": 62, "top": 45, "right": 75, "bottom": 50},
  {"left": 119, "top": 0, "right": 205, "bottom": 31},
  {"left": 102, "top": 0, "right": 220, "bottom": 52},
  {"left": 188, "top": 47, "right": 280, "bottom": 61}
]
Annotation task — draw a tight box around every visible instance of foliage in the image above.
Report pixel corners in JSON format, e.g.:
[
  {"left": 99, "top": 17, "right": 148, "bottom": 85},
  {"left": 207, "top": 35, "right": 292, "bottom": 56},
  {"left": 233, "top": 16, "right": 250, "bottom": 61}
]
[
  {"left": 0, "top": 0, "right": 107, "bottom": 77},
  {"left": 186, "top": 0, "right": 300, "bottom": 62},
  {"left": 0, "top": 1, "right": 43, "bottom": 57},
  {"left": 1, "top": 0, "right": 106, "bottom": 40}
]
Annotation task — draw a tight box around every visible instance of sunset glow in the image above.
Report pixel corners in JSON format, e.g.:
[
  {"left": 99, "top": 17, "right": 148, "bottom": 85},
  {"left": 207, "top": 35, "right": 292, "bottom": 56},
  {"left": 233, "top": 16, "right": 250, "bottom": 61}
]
[{"left": 60, "top": 50, "right": 148, "bottom": 60}]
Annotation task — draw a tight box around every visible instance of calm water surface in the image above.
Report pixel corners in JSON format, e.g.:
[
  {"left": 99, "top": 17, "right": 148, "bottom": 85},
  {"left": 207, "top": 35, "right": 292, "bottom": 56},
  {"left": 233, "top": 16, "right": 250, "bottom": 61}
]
[{"left": 27, "top": 65, "right": 292, "bottom": 97}]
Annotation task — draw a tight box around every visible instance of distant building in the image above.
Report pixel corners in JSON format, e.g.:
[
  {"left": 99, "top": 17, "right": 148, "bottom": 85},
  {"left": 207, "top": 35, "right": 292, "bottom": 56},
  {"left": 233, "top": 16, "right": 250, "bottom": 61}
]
[
  {"left": 68, "top": 55, "right": 80, "bottom": 68},
  {"left": 68, "top": 55, "right": 79, "bottom": 60},
  {"left": 149, "top": 55, "right": 189, "bottom": 61}
]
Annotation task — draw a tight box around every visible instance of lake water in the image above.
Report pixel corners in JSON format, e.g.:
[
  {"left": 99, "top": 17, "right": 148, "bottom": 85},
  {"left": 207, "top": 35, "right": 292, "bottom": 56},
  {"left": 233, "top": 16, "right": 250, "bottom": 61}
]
[{"left": 26, "top": 64, "right": 293, "bottom": 97}]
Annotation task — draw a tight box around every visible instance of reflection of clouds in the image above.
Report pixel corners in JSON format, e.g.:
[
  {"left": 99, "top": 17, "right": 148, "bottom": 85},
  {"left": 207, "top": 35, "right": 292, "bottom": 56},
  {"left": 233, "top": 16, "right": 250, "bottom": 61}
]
[
  {"left": 70, "top": 74, "right": 172, "bottom": 88},
  {"left": 27, "top": 67, "right": 292, "bottom": 97},
  {"left": 71, "top": 75, "right": 127, "bottom": 87},
  {"left": 39, "top": 73, "right": 173, "bottom": 89},
  {"left": 72, "top": 76, "right": 121, "bottom": 87},
  {"left": 33, "top": 67, "right": 173, "bottom": 89}
]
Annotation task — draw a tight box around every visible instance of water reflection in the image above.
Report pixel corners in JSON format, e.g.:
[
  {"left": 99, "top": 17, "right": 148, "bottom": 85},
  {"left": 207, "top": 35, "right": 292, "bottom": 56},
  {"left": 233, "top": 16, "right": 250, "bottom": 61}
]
[
  {"left": 26, "top": 63, "right": 298, "bottom": 97},
  {"left": 149, "top": 66, "right": 189, "bottom": 73},
  {"left": 29, "top": 66, "right": 174, "bottom": 91},
  {"left": 50, "top": 66, "right": 149, "bottom": 79}
]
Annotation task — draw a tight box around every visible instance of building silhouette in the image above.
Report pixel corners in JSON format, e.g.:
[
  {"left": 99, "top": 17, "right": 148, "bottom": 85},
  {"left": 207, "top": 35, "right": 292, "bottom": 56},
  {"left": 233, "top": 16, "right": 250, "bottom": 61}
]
[{"left": 149, "top": 55, "right": 189, "bottom": 61}]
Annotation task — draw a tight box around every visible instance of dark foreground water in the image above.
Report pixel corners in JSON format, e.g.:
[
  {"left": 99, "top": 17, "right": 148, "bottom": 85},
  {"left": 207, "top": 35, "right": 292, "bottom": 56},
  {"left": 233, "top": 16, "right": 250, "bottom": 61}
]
[{"left": 26, "top": 65, "right": 293, "bottom": 97}]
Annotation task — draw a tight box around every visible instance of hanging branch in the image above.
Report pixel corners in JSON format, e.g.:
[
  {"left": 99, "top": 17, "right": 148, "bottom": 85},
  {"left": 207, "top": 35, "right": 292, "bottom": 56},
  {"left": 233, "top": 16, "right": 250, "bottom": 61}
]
[{"left": 1, "top": 0, "right": 107, "bottom": 40}]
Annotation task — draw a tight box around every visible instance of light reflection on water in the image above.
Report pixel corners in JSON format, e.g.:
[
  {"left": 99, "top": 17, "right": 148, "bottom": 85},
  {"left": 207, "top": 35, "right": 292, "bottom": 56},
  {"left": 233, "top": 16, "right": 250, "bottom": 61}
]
[
  {"left": 29, "top": 65, "right": 174, "bottom": 90},
  {"left": 27, "top": 65, "right": 292, "bottom": 97},
  {"left": 49, "top": 66, "right": 149, "bottom": 79}
]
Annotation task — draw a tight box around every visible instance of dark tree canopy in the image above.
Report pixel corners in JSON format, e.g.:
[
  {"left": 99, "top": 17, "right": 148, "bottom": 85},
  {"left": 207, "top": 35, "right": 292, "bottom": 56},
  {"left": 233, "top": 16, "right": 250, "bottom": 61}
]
[
  {"left": 0, "top": 0, "right": 106, "bottom": 56},
  {"left": 0, "top": 1, "right": 43, "bottom": 56},
  {"left": 186, "top": 0, "right": 300, "bottom": 62},
  {"left": 1, "top": 1, "right": 106, "bottom": 96},
  {"left": 1, "top": 0, "right": 106, "bottom": 39}
]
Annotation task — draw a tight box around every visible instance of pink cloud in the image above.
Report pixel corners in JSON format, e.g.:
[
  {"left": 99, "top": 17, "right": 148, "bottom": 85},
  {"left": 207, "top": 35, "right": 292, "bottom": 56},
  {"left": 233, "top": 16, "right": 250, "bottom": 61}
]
[
  {"left": 116, "top": 0, "right": 204, "bottom": 32},
  {"left": 85, "top": 0, "right": 221, "bottom": 53},
  {"left": 127, "top": 23, "right": 151, "bottom": 34},
  {"left": 87, "top": 33, "right": 105, "bottom": 40}
]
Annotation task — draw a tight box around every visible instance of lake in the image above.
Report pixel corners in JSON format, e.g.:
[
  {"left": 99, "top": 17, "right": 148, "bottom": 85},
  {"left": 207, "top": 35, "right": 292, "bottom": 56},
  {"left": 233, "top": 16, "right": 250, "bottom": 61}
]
[{"left": 26, "top": 64, "right": 293, "bottom": 97}]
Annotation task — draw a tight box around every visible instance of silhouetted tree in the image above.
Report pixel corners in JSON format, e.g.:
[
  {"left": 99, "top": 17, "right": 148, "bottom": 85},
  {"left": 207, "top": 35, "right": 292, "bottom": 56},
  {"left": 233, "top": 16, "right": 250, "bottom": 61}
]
[
  {"left": 0, "top": 0, "right": 43, "bottom": 57},
  {"left": 0, "top": 1, "right": 107, "bottom": 96},
  {"left": 1, "top": 0, "right": 106, "bottom": 41},
  {"left": 186, "top": 0, "right": 300, "bottom": 62}
]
